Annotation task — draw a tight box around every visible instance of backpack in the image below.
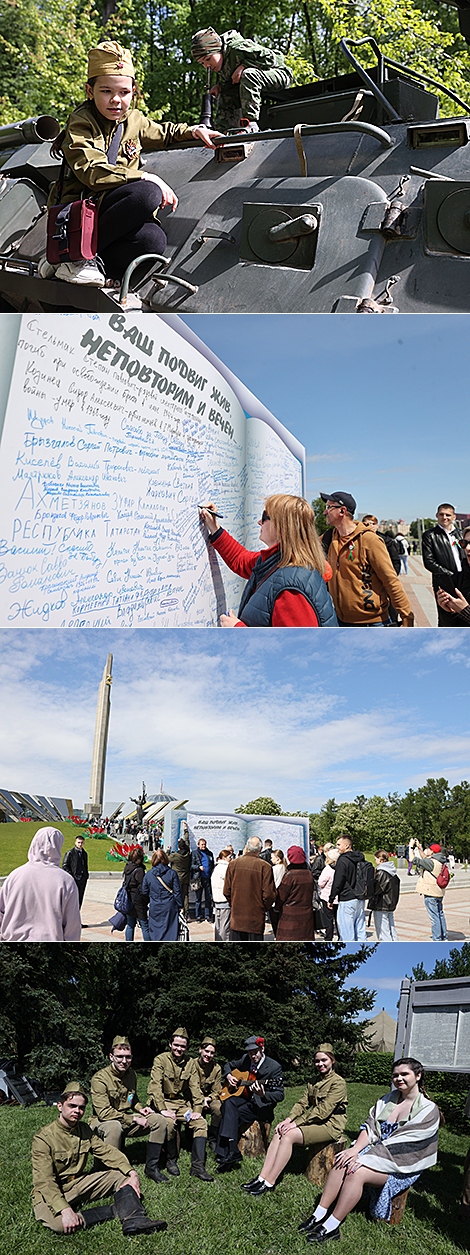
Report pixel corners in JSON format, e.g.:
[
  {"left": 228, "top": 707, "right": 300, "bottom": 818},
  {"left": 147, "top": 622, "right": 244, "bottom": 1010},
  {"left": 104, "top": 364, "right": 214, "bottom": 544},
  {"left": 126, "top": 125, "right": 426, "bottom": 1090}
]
[
  {"left": 395, "top": 538, "right": 405, "bottom": 555},
  {"left": 435, "top": 862, "right": 450, "bottom": 889},
  {"left": 353, "top": 860, "right": 374, "bottom": 899}
]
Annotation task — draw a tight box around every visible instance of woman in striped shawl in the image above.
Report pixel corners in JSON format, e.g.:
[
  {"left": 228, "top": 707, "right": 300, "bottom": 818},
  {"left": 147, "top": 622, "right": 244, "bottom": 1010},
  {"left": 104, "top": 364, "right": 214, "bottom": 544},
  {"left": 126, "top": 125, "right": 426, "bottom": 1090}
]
[{"left": 299, "top": 1057, "right": 440, "bottom": 1243}]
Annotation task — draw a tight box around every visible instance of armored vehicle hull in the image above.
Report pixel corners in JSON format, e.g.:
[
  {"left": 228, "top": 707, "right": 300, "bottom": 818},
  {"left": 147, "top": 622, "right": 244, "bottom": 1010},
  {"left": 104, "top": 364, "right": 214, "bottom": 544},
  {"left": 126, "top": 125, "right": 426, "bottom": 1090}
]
[{"left": 1, "top": 61, "right": 470, "bottom": 313}]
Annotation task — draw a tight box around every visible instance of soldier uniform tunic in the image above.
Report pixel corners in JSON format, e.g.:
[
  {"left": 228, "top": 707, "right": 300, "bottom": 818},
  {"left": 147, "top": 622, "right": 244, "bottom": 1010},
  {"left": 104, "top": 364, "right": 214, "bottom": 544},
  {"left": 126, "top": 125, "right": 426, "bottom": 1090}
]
[
  {"left": 148, "top": 1051, "right": 208, "bottom": 1136},
  {"left": 59, "top": 101, "right": 195, "bottom": 206},
  {"left": 90, "top": 1062, "right": 166, "bottom": 1148},
  {"left": 288, "top": 1071, "right": 348, "bottom": 1147},
  {"left": 190, "top": 1058, "right": 223, "bottom": 1134},
  {"left": 32, "top": 1117, "right": 131, "bottom": 1232}
]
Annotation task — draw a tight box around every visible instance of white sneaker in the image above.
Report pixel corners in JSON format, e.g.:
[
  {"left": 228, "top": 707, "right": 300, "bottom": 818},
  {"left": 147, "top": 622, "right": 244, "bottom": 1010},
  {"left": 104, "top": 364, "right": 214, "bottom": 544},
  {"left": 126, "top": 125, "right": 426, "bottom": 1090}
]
[
  {"left": 38, "top": 256, "right": 57, "bottom": 279},
  {"left": 55, "top": 258, "right": 105, "bottom": 287}
]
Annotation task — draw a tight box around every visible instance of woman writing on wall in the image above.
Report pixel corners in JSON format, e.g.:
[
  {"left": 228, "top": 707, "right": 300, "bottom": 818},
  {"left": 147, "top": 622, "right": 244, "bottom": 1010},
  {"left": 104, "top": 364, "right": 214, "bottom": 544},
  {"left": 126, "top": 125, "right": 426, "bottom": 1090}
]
[
  {"left": 242, "top": 1045, "right": 347, "bottom": 1195},
  {"left": 199, "top": 495, "right": 337, "bottom": 626},
  {"left": 299, "top": 1056, "right": 440, "bottom": 1242}
]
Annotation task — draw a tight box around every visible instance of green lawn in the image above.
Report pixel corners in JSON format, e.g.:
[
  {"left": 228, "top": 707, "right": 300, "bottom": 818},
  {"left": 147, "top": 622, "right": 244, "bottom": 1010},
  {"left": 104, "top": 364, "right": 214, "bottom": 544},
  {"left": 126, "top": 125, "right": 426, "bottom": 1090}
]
[
  {"left": 0, "top": 1081, "right": 467, "bottom": 1255},
  {"left": 0, "top": 823, "right": 122, "bottom": 876}
]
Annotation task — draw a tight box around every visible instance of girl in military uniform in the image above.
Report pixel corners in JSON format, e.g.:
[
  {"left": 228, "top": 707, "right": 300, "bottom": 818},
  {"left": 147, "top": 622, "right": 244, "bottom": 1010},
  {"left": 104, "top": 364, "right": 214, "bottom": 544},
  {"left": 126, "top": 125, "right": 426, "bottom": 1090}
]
[
  {"left": 49, "top": 40, "right": 220, "bottom": 287},
  {"left": 242, "top": 1045, "right": 347, "bottom": 1195}
]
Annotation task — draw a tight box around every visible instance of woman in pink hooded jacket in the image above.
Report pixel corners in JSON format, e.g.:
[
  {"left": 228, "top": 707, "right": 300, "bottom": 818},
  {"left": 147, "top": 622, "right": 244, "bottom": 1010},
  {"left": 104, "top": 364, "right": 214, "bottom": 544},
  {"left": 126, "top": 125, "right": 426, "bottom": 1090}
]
[{"left": 0, "top": 827, "right": 81, "bottom": 942}]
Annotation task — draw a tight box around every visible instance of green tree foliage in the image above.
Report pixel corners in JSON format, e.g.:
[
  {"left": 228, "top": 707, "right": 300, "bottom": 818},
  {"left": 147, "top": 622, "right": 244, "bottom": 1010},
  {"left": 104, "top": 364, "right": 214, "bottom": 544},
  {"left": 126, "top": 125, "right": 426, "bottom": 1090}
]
[
  {"left": 2, "top": 0, "right": 469, "bottom": 124},
  {"left": 328, "top": 794, "right": 411, "bottom": 852},
  {"left": 0, "top": 944, "right": 376, "bottom": 1085},
  {"left": 309, "top": 780, "right": 470, "bottom": 855},
  {"left": 311, "top": 798, "right": 339, "bottom": 844},
  {"left": 412, "top": 941, "right": 470, "bottom": 982},
  {"left": 235, "top": 797, "right": 283, "bottom": 814},
  {"left": 410, "top": 517, "right": 437, "bottom": 538},
  {"left": 311, "top": 496, "right": 328, "bottom": 535},
  {"left": 0, "top": 0, "right": 103, "bottom": 123},
  {"left": 399, "top": 778, "right": 470, "bottom": 855}
]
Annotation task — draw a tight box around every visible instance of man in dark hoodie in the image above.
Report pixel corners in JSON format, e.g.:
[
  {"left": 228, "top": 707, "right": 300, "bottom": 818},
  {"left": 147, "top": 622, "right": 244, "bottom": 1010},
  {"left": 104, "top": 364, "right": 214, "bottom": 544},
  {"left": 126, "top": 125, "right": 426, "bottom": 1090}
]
[{"left": 327, "top": 834, "right": 374, "bottom": 941}]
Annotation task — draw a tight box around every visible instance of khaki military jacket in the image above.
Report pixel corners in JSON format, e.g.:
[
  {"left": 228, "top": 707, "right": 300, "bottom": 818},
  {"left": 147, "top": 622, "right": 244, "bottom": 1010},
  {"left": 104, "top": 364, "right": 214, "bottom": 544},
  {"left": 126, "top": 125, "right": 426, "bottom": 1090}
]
[
  {"left": 189, "top": 1059, "right": 223, "bottom": 1112},
  {"left": 148, "top": 1051, "right": 204, "bottom": 1110},
  {"left": 289, "top": 1071, "right": 348, "bottom": 1131},
  {"left": 57, "top": 100, "right": 194, "bottom": 205},
  {"left": 90, "top": 1062, "right": 143, "bottom": 1130},
  {"left": 31, "top": 1118, "right": 131, "bottom": 1216}
]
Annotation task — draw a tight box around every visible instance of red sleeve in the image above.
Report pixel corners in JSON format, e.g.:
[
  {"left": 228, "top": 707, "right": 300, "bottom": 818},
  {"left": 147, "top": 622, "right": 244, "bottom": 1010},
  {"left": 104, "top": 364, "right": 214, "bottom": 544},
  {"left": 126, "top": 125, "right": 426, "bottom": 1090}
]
[
  {"left": 210, "top": 530, "right": 261, "bottom": 578},
  {"left": 272, "top": 592, "right": 319, "bottom": 627}
]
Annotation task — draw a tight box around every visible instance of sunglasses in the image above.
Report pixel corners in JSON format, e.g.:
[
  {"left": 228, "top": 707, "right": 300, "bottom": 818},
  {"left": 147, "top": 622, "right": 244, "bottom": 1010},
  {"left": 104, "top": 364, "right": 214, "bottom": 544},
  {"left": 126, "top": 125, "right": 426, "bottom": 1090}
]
[{"left": 261, "top": 510, "right": 270, "bottom": 523}]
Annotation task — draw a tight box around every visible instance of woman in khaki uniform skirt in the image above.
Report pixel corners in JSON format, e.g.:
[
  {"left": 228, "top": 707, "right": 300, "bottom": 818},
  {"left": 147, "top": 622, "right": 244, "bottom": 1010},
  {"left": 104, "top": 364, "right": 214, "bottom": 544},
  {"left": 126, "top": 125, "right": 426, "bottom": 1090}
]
[{"left": 241, "top": 1044, "right": 347, "bottom": 1195}]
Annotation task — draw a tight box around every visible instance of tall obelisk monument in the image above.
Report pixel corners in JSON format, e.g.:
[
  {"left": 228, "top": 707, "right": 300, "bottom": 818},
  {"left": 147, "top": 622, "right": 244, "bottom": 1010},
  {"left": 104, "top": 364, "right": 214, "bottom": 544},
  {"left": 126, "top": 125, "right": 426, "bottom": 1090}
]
[{"left": 84, "top": 654, "right": 113, "bottom": 818}]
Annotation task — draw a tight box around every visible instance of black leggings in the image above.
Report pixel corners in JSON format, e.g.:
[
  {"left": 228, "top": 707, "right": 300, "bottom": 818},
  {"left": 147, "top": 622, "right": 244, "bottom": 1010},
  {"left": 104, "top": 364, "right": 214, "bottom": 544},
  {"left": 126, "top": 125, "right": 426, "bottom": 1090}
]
[{"left": 97, "top": 181, "right": 167, "bottom": 279}]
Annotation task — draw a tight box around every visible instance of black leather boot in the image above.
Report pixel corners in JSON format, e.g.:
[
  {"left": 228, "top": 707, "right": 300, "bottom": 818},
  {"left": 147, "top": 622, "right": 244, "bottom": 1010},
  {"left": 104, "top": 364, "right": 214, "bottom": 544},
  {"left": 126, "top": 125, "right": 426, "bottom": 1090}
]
[
  {"left": 113, "top": 1184, "right": 167, "bottom": 1235},
  {"left": 80, "top": 1204, "right": 115, "bottom": 1228},
  {"left": 190, "top": 1137, "right": 214, "bottom": 1181},
  {"left": 165, "top": 1134, "right": 180, "bottom": 1176},
  {"left": 145, "top": 1141, "right": 170, "bottom": 1183}
]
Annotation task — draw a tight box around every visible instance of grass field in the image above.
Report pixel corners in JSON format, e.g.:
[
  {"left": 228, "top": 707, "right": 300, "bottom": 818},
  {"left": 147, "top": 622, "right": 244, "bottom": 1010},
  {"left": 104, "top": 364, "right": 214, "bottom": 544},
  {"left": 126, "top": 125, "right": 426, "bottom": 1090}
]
[
  {"left": 0, "top": 825, "right": 380, "bottom": 878},
  {"left": 1, "top": 1081, "right": 468, "bottom": 1255},
  {"left": 0, "top": 823, "right": 120, "bottom": 876}
]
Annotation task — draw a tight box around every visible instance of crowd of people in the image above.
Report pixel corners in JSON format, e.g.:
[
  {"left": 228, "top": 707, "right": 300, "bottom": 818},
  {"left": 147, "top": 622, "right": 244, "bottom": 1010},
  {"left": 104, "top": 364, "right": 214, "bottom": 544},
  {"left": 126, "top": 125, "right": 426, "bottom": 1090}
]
[
  {"left": 0, "top": 825, "right": 456, "bottom": 942},
  {"left": 30, "top": 1026, "right": 462, "bottom": 1243},
  {"left": 200, "top": 493, "right": 470, "bottom": 628}
]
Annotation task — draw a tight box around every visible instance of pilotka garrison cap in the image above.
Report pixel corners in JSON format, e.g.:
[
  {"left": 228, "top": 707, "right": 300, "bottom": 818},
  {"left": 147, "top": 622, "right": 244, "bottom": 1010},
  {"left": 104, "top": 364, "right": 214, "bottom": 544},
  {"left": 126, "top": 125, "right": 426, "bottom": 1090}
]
[
  {"left": 172, "top": 1026, "right": 189, "bottom": 1040},
  {"left": 88, "top": 41, "right": 135, "bottom": 80},
  {"left": 61, "top": 1081, "right": 88, "bottom": 1099},
  {"left": 320, "top": 491, "right": 357, "bottom": 514},
  {"left": 112, "top": 1035, "right": 131, "bottom": 1049},
  {"left": 201, "top": 1035, "right": 217, "bottom": 1047},
  {"left": 191, "top": 27, "right": 223, "bottom": 58}
]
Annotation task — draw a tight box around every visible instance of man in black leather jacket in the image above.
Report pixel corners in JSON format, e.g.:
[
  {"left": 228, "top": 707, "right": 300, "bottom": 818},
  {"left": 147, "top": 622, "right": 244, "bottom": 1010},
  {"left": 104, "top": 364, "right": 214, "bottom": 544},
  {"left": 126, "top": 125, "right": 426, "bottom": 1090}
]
[
  {"left": 62, "top": 835, "right": 89, "bottom": 907},
  {"left": 422, "top": 503, "right": 463, "bottom": 625}
]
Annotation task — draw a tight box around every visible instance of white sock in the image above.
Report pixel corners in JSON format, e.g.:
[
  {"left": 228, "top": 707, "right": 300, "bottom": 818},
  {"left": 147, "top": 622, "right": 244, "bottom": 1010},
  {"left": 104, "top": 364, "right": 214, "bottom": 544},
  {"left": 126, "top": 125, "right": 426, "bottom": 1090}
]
[
  {"left": 322, "top": 1215, "right": 340, "bottom": 1233},
  {"left": 313, "top": 1205, "right": 327, "bottom": 1222},
  {"left": 259, "top": 1177, "right": 274, "bottom": 1187}
]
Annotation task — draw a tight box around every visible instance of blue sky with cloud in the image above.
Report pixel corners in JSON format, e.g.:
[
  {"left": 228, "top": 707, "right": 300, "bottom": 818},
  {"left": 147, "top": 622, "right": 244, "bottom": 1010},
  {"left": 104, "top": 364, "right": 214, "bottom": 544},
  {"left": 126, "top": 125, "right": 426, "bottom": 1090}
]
[
  {"left": 180, "top": 314, "right": 470, "bottom": 521},
  {"left": 344, "top": 943, "right": 455, "bottom": 1018},
  {"left": 1, "top": 628, "right": 469, "bottom": 815}
]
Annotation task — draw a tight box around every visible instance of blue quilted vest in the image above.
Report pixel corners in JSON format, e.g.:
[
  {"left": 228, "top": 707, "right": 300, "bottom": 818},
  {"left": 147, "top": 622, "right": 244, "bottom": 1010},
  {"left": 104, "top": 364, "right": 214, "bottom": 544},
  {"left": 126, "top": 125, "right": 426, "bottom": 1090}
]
[{"left": 238, "top": 550, "right": 338, "bottom": 626}]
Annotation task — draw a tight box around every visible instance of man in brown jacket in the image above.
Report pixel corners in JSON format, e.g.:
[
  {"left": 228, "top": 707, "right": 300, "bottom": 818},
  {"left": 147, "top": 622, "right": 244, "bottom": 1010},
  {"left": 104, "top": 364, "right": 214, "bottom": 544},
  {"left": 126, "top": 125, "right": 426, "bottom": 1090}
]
[
  {"left": 320, "top": 491, "right": 414, "bottom": 626},
  {"left": 223, "top": 836, "right": 276, "bottom": 941}
]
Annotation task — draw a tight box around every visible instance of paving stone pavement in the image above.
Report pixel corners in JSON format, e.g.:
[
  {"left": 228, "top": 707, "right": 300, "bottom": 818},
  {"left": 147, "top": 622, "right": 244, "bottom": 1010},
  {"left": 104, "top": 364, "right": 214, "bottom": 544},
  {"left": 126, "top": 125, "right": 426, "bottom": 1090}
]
[{"left": 79, "top": 871, "right": 469, "bottom": 943}]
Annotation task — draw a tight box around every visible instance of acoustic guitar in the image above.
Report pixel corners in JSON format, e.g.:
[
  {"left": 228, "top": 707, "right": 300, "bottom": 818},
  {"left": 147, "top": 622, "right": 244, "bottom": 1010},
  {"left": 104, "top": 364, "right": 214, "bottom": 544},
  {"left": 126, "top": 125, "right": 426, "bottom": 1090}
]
[{"left": 219, "top": 1069, "right": 256, "bottom": 1102}]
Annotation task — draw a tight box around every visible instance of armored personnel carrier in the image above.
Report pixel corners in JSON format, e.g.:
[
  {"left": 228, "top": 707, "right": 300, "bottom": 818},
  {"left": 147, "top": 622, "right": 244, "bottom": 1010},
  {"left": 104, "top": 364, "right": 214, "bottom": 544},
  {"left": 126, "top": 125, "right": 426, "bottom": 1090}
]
[{"left": 1, "top": 39, "right": 470, "bottom": 312}]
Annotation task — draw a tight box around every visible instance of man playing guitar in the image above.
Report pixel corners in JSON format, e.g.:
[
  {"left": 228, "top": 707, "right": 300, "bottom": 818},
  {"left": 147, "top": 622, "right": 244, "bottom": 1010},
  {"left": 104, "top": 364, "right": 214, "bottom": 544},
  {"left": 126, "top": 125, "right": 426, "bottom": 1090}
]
[{"left": 216, "top": 1035, "right": 284, "bottom": 1171}]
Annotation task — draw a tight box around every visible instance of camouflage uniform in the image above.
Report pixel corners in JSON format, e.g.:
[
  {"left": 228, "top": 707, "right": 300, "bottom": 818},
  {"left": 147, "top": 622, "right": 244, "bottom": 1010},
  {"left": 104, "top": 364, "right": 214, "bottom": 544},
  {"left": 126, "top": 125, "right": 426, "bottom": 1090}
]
[
  {"left": 214, "top": 31, "right": 292, "bottom": 131},
  {"left": 31, "top": 1117, "right": 131, "bottom": 1232},
  {"left": 90, "top": 1062, "right": 166, "bottom": 1150}
]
